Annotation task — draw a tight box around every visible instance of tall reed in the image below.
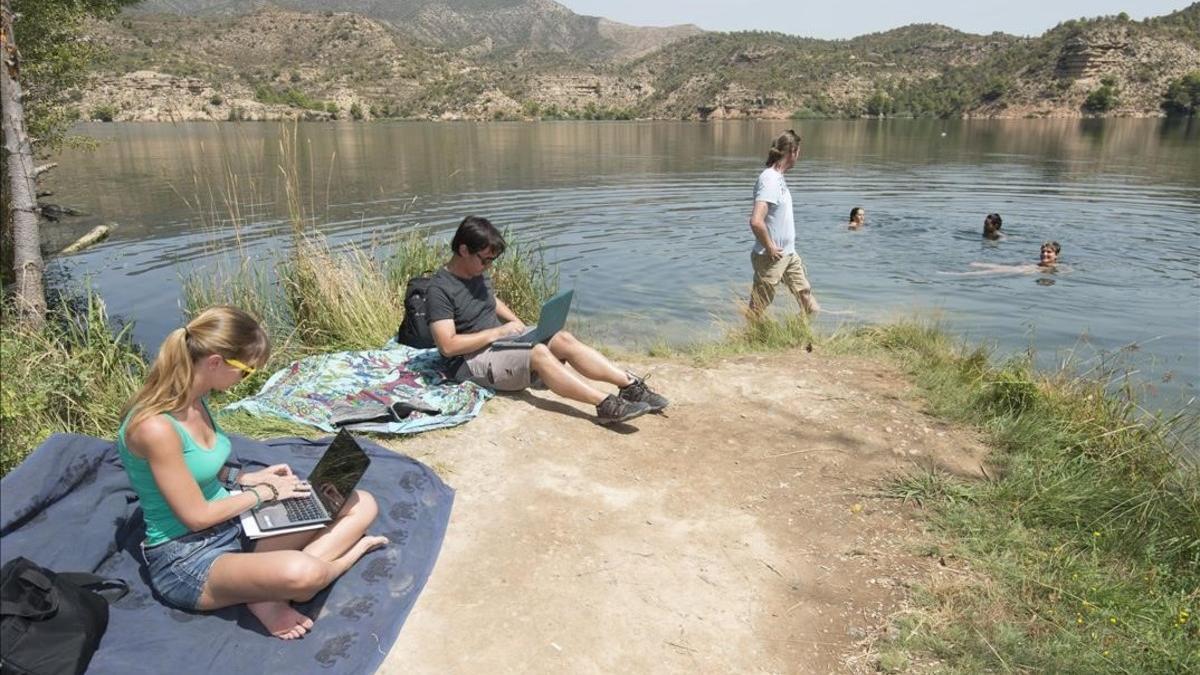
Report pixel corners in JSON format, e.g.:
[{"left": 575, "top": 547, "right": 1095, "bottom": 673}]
[{"left": 280, "top": 235, "right": 403, "bottom": 350}]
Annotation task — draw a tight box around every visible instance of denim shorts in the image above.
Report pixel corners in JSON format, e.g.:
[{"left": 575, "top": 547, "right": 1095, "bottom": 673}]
[{"left": 141, "top": 520, "right": 247, "bottom": 610}]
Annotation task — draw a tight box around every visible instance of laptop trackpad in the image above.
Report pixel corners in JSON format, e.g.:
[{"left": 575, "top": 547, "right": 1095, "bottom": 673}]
[{"left": 254, "top": 502, "right": 290, "bottom": 530}]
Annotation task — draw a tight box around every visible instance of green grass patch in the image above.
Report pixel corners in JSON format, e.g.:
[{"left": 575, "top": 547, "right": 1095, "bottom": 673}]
[
  {"left": 645, "top": 311, "right": 816, "bottom": 363},
  {"left": 850, "top": 320, "right": 1199, "bottom": 673},
  {"left": 0, "top": 292, "right": 145, "bottom": 474}
]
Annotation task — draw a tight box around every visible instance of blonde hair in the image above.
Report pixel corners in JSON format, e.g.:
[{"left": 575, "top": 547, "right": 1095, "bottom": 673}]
[
  {"left": 122, "top": 306, "right": 270, "bottom": 431},
  {"left": 765, "top": 129, "right": 802, "bottom": 167}
]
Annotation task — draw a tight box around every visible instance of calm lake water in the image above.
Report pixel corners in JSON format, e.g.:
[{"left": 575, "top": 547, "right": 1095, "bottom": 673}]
[{"left": 46, "top": 119, "right": 1199, "bottom": 425}]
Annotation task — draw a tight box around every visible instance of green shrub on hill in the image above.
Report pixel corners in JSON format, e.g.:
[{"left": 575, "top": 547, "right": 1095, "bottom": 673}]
[
  {"left": 865, "top": 91, "right": 896, "bottom": 116},
  {"left": 1162, "top": 71, "right": 1200, "bottom": 116},
  {"left": 89, "top": 103, "right": 118, "bottom": 122},
  {"left": 1084, "top": 77, "right": 1120, "bottom": 113},
  {"left": 254, "top": 85, "right": 326, "bottom": 110}
]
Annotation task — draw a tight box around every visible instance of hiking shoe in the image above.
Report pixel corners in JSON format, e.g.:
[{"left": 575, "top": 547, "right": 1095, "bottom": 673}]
[
  {"left": 596, "top": 395, "right": 651, "bottom": 425},
  {"left": 619, "top": 373, "right": 669, "bottom": 412}
]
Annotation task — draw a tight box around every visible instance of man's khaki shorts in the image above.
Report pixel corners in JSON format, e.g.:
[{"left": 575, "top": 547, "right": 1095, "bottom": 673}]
[
  {"left": 750, "top": 251, "right": 811, "bottom": 309},
  {"left": 464, "top": 345, "right": 535, "bottom": 391}
]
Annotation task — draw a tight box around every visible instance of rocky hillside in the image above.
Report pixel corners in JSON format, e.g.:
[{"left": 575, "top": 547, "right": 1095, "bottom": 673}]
[
  {"left": 631, "top": 7, "right": 1200, "bottom": 119},
  {"left": 125, "top": 0, "right": 702, "bottom": 62},
  {"left": 628, "top": 25, "right": 1023, "bottom": 120},
  {"left": 80, "top": 3, "right": 1200, "bottom": 122}
]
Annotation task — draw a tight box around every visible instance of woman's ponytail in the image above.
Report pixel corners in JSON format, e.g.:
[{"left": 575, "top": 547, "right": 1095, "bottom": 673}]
[
  {"left": 764, "top": 129, "right": 802, "bottom": 167},
  {"left": 121, "top": 307, "right": 269, "bottom": 432}
]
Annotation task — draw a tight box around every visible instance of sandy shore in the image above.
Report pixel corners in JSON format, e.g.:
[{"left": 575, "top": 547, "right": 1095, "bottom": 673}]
[{"left": 379, "top": 348, "right": 989, "bottom": 673}]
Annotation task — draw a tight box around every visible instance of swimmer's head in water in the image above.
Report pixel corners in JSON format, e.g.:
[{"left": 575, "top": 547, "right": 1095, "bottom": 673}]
[
  {"left": 1039, "top": 241, "right": 1061, "bottom": 265},
  {"left": 983, "top": 213, "right": 1003, "bottom": 239},
  {"left": 849, "top": 207, "right": 865, "bottom": 224}
]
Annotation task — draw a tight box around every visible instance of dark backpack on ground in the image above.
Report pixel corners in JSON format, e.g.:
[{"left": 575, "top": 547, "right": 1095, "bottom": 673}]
[
  {"left": 396, "top": 272, "right": 436, "bottom": 349},
  {"left": 0, "top": 557, "right": 128, "bottom": 675}
]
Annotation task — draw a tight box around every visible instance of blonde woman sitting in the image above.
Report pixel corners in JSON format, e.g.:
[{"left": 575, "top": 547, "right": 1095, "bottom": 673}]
[{"left": 117, "top": 306, "right": 386, "bottom": 640}]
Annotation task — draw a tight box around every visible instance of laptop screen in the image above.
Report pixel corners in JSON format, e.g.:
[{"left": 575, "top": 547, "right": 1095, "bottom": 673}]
[{"left": 307, "top": 429, "right": 371, "bottom": 516}]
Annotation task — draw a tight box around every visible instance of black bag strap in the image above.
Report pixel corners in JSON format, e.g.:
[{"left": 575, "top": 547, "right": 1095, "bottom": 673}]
[
  {"left": 57, "top": 573, "right": 130, "bottom": 603},
  {"left": 0, "top": 568, "right": 58, "bottom": 619}
]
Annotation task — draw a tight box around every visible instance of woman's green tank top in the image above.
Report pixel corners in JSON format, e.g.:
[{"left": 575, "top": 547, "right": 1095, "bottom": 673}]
[{"left": 117, "top": 399, "right": 231, "bottom": 546}]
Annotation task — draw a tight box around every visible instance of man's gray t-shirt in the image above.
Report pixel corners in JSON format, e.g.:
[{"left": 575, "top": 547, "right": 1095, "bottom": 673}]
[
  {"left": 426, "top": 267, "right": 502, "bottom": 340},
  {"left": 751, "top": 167, "right": 796, "bottom": 255}
]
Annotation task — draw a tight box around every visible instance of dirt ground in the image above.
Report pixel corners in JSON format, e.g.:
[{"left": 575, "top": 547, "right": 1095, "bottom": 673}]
[{"left": 379, "top": 349, "right": 989, "bottom": 674}]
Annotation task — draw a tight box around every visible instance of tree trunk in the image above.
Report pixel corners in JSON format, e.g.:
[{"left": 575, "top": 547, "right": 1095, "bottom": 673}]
[{"left": 1, "top": 0, "right": 45, "bottom": 325}]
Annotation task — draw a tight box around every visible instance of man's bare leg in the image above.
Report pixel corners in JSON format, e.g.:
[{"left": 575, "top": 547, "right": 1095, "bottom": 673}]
[{"left": 546, "top": 331, "right": 632, "bottom": 387}]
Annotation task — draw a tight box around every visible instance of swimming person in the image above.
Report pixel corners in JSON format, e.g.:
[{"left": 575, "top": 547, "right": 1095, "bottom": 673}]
[
  {"left": 117, "top": 306, "right": 386, "bottom": 640},
  {"left": 848, "top": 207, "right": 866, "bottom": 230},
  {"left": 747, "top": 129, "right": 820, "bottom": 317},
  {"left": 943, "top": 242, "right": 1065, "bottom": 276},
  {"left": 983, "top": 213, "right": 1003, "bottom": 240},
  {"left": 1038, "top": 240, "right": 1061, "bottom": 267}
]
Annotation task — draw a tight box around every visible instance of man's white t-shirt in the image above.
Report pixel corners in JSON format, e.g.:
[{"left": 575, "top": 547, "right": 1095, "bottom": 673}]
[{"left": 751, "top": 167, "right": 796, "bottom": 256}]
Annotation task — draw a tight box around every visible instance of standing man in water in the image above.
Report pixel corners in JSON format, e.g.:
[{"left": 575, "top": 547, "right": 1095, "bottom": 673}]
[{"left": 747, "top": 129, "right": 820, "bottom": 317}]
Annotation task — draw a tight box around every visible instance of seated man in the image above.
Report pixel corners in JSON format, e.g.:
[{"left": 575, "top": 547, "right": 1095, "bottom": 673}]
[{"left": 427, "top": 216, "right": 668, "bottom": 425}]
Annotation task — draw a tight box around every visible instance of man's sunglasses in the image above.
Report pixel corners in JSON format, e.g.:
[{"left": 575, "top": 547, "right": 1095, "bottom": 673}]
[
  {"left": 474, "top": 252, "right": 500, "bottom": 266},
  {"left": 224, "top": 357, "right": 257, "bottom": 377}
]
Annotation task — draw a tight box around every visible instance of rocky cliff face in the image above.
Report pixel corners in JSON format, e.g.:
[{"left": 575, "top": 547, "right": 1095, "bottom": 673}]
[
  {"left": 1056, "top": 32, "right": 1130, "bottom": 80},
  {"left": 989, "top": 22, "right": 1200, "bottom": 118}
]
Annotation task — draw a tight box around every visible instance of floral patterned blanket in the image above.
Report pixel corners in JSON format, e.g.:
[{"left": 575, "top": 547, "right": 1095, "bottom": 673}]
[{"left": 223, "top": 346, "right": 491, "bottom": 434}]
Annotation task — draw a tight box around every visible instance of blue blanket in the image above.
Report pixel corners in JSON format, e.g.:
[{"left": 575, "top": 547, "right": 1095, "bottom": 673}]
[{"left": 0, "top": 433, "right": 453, "bottom": 674}]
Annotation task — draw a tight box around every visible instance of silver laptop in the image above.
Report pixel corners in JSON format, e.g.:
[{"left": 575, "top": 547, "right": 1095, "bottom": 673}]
[
  {"left": 252, "top": 429, "right": 371, "bottom": 532},
  {"left": 492, "top": 289, "right": 574, "bottom": 349}
]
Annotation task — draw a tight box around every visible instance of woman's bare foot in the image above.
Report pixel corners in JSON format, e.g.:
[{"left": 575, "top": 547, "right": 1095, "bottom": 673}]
[
  {"left": 248, "top": 600, "right": 314, "bottom": 640},
  {"left": 350, "top": 535, "right": 389, "bottom": 560}
]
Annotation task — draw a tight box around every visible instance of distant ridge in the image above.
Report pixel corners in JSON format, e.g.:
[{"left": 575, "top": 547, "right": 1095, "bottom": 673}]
[
  {"left": 85, "top": 3, "right": 1200, "bottom": 121},
  {"left": 125, "top": 0, "right": 704, "bottom": 62}
]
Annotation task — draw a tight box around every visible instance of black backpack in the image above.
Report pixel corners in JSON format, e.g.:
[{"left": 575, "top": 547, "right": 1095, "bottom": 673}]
[
  {"left": 0, "top": 557, "right": 128, "bottom": 675},
  {"left": 396, "top": 272, "right": 436, "bottom": 349}
]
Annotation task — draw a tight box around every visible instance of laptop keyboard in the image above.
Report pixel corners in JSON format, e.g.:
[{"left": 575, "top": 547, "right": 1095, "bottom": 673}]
[{"left": 282, "top": 496, "right": 326, "bottom": 522}]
